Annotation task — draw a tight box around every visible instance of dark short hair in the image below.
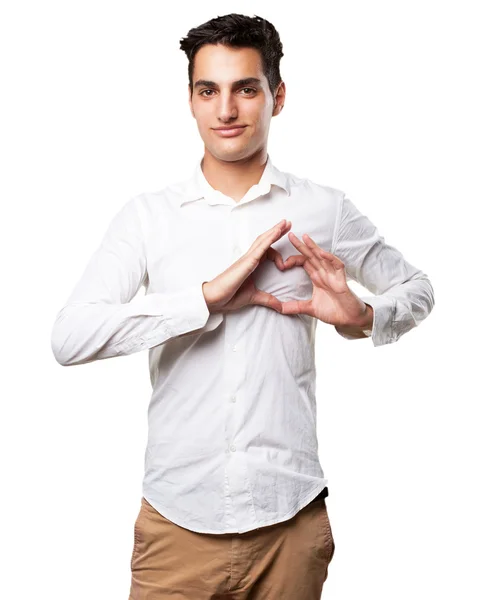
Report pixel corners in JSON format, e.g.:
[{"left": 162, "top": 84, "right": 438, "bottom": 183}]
[{"left": 179, "top": 13, "right": 284, "bottom": 99}]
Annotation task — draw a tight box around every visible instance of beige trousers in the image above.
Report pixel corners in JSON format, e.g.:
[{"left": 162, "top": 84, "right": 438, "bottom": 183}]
[{"left": 129, "top": 494, "right": 335, "bottom": 599}]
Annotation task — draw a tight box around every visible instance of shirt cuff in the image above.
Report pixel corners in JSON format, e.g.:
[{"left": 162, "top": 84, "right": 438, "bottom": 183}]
[
  {"left": 335, "top": 295, "right": 395, "bottom": 347},
  {"left": 362, "top": 295, "right": 396, "bottom": 346}
]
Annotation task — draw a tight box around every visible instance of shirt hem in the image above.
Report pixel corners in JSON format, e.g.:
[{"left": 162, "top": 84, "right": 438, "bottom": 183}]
[{"left": 141, "top": 481, "right": 329, "bottom": 535}]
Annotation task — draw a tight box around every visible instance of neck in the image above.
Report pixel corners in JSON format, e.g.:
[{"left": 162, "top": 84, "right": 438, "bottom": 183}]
[{"left": 201, "top": 148, "right": 268, "bottom": 203}]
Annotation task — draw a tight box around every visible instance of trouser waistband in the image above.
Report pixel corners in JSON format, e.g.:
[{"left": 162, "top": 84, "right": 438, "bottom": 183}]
[{"left": 310, "top": 486, "right": 329, "bottom": 503}]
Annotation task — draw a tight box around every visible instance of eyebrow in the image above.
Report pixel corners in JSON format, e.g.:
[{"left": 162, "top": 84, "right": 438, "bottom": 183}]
[{"left": 193, "top": 77, "right": 262, "bottom": 89}]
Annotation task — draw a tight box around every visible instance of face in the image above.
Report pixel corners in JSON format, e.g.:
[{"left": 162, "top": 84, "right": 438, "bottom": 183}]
[{"left": 188, "top": 44, "right": 285, "bottom": 162}]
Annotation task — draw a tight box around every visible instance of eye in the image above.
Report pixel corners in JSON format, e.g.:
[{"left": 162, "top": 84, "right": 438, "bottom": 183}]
[{"left": 199, "top": 87, "right": 257, "bottom": 97}]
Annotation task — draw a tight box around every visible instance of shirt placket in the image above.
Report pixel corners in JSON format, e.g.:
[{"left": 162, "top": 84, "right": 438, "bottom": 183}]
[{"left": 222, "top": 203, "right": 255, "bottom": 530}]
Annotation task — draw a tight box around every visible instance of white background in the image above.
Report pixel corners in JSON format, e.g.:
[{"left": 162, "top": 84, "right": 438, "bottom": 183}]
[{"left": 1, "top": 1, "right": 477, "bottom": 598}]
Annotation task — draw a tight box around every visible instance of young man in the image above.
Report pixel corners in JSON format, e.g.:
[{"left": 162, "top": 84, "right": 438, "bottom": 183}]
[{"left": 51, "top": 12, "right": 435, "bottom": 600}]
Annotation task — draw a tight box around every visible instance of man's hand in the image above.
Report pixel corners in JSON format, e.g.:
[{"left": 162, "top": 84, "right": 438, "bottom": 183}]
[
  {"left": 278, "top": 232, "right": 373, "bottom": 328},
  {"left": 202, "top": 219, "right": 299, "bottom": 314}
]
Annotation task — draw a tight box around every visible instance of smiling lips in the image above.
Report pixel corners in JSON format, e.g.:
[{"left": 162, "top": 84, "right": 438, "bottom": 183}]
[{"left": 213, "top": 126, "right": 247, "bottom": 137}]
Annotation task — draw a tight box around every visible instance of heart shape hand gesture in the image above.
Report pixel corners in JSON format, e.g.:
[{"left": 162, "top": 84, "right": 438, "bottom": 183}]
[
  {"left": 202, "top": 219, "right": 299, "bottom": 314},
  {"left": 202, "top": 221, "right": 371, "bottom": 329}
]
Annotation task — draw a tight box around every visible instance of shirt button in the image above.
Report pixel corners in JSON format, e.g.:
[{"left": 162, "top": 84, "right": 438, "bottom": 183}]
[
  {"left": 230, "top": 445, "right": 236, "bottom": 452},
  {"left": 231, "top": 395, "right": 236, "bottom": 403},
  {"left": 232, "top": 345, "right": 237, "bottom": 352}
]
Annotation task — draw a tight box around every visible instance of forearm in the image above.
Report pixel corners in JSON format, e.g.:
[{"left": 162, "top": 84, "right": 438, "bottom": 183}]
[{"left": 51, "top": 283, "right": 218, "bottom": 366}]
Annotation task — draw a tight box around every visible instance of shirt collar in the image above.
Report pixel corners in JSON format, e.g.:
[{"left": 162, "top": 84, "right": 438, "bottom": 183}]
[{"left": 177, "top": 153, "right": 291, "bottom": 207}]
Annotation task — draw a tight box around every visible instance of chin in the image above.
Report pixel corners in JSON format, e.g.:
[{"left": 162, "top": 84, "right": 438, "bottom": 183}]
[{"left": 210, "top": 145, "right": 249, "bottom": 161}]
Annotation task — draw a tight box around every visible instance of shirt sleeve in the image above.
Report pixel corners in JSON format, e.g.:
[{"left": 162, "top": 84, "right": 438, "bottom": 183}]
[
  {"left": 331, "top": 193, "right": 435, "bottom": 347},
  {"left": 51, "top": 195, "right": 224, "bottom": 366}
]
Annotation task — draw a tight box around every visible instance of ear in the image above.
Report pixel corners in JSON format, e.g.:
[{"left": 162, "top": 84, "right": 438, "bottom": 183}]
[{"left": 272, "top": 81, "right": 286, "bottom": 117}]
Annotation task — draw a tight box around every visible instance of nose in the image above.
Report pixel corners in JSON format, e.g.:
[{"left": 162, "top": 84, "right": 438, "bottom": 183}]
[{"left": 216, "top": 92, "right": 238, "bottom": 124}]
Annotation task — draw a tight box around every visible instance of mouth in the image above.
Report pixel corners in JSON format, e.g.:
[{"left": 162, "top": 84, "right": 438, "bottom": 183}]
[{"left": 212, "top": 126, "right": 247, "bottom": 138}]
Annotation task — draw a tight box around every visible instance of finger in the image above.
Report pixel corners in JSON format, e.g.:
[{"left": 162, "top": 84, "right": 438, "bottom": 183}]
[
  {"left": 279, "top": 298, "right": 315, "bottom": 316},
  {"left": 240, "top": 220, "right": 292, "bottom": 280},
  {"left": 249, "top": 220, "right": 292, "bottom": 264},
  {"left": 266, "top": 247, "right": 285, "bottom": 270},
  {"left": 252, "top": 219, "right": 291, "bottom": 253},
  {"left": 301, "top": 258, "right": 317, "bottom": 279},
  {"left": 266, "top": 220, "right": 292, "bottom": 247},
  {"left": 289, "top": 232, "right": 335, "bottom": 277},
  {"left": 250, "top": 288, "right": 283, "bottom": 313},
  {"left": 288, "top": 232, "right": 322, "bottom": 269},
  {"left": 302, "top": 234, "right": 344, "bottom": 271},
  {"left": 259, "top": 219, "right": 290, "bottom": 243},
  {"left": 301, "top": 259, "right": 325, "bottom": 287},
  {"left": 282, "top": 254, "right": 307, "bottom": 269}
]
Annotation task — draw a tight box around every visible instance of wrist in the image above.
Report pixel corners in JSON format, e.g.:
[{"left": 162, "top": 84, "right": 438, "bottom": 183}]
[
  {"left": 335, "top": 303, "right": 374, "bottom": 337},
  {"left": 352, "top": 303, "right": 374, "bottom": 329},
  {"left": 202, "top": 281, "right": 219, "bottom": 314}
]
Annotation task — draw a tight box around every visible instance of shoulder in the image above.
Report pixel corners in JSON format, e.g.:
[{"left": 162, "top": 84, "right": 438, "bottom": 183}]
[
  {"left": 285, "top": 169, "right": 346, "bottom": 206},
  {"left": 129, "top": 187, "right": 177, "bottom": 215}
]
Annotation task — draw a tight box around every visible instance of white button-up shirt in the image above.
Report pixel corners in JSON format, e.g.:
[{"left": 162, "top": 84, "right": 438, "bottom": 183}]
[{"left": 51, "top": 154, "right": 434, "bottom": 534}]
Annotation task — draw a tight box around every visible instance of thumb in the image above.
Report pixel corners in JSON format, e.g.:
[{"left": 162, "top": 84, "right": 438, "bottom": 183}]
[
  {"left": 279, "top": 299, "right": 314, "bottom": 316},
  {"left": 250, "top": 288, "right": 283, "bottom": 313}
]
